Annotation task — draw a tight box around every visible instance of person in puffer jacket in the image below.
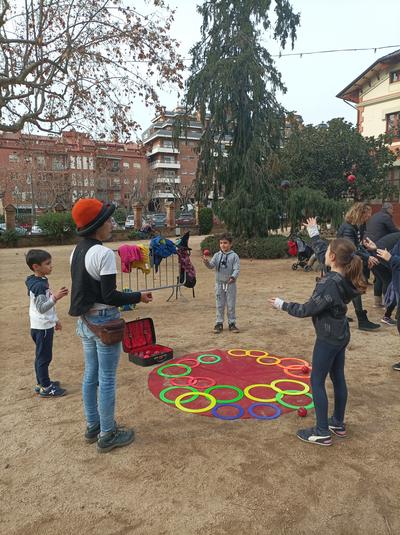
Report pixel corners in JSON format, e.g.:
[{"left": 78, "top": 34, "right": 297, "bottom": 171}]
[
  {"left": 270, "top": 218, "right": 366, "bottom": 447},
  {"left": 337, "top": 202, "right": 380, "bottom": 331}
]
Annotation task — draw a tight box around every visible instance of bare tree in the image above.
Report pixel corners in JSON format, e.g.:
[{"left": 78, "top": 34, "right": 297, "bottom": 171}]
[
  {"left": 0, "top": 0, "right": 183, "bottom": 137},
  {"left": 169, "top": 180, "right": 196, "bottom": 209}
]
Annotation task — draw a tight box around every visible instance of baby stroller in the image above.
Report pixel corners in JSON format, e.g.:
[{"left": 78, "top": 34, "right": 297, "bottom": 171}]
[{"left": 288, "top": 236, "right": 314, "bottom": 271}]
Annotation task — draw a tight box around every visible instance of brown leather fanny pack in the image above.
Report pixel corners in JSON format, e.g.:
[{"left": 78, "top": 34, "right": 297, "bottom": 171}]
[{"left": 83, "top": 316, "right": 126, "bottom": 345}]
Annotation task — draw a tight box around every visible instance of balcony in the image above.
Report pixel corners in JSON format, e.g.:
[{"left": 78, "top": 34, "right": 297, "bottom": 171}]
[
  {"left": 155, "top": 177, "right": 181, "bottom": 184},
  {"left": 143, "top": 128, "right": 202, "bottom": 144},
  {"left": 150, "top": 161, "right": 180, "bottom": 170},
  {"left": 153, "top": 190, "right": 175, "bottom": 199},
  {"left": 146, "top": 146, "right": 179, "bottom": 157}
]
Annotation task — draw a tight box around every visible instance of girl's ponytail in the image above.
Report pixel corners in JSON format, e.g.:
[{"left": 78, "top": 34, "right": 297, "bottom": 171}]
[{"left": 330, "top": 238, "right": 367, "bottom": 293}]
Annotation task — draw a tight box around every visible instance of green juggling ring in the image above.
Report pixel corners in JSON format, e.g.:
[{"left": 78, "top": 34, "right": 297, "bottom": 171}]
[
  {"left": 159, "top": 386, "right": 199, "bottom": 404},
  {"left": 197, "top": 354, "right": 222, "bottom": 364},
  {"left": 157, "top": 363, "right": 191, "bottom": 378},
  {"left": 275, "top": 390, "right": 315, "bottom": 410},
  {"left": 204, "top": 384, "right": 244, "bottom": 404}
]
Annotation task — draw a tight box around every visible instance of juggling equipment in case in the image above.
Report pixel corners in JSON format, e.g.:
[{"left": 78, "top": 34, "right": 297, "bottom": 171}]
[{"left": 123, "top": 317, "right": 173, "bottom": 366}]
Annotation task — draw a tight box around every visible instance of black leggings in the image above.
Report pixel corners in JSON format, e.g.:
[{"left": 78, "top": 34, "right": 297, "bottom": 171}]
[
  {"left": 311, "top": 338, "right": 348, "bottom": 434},
  {"left": 372, "top": 263, "right": 392, "bottom": 298}
]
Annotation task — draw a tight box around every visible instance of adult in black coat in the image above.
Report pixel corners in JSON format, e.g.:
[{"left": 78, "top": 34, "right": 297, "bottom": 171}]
[
  {"left": 365, "top": 202, "right": 399, "bottom": 243},
  {"left": 337, "top": 202, "right": 380, "bottom": 331}
]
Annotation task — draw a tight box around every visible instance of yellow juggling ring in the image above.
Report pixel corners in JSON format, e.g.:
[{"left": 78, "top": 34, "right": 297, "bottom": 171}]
[
  {"left": 269, "top": 379, "right": 309, "bottom": 396},
  {"left": 175, "top": 391, "right": 217, "bottom": 413},
  {"left": 244, "top": 383, "right": 277, "bottom": 402}
]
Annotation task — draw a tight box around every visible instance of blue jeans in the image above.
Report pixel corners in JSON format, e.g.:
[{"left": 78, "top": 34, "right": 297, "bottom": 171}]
[
  {"left": 76, "top": 308, "right": 121, "bottom": 434},
  {"left": 311, "top": 338, "right": 348, "bottom": 435}
]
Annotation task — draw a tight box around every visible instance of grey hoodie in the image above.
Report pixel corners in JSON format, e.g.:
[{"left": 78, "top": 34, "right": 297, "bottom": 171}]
[{"left": 206, "top": 250, "right": 240, "bottom": 283}]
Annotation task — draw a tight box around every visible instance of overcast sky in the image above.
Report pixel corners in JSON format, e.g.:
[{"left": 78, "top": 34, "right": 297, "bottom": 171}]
[{"left": 136, "top": 0, "right": 400, "bottom": 132}]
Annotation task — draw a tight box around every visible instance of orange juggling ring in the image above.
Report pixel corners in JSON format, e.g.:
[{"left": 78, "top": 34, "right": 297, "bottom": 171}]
[
  {"left": 276, "top": 357, "right": 308, "bottom": 369},
  {"left": 283, "top": 364, "right": 312, "bottom": 380},
  {"left": 256, "top": 355, "right": 281, "bottom": 366}
]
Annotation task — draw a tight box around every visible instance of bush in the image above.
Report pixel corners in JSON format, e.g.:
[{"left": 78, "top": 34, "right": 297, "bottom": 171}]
[
  {"left": 0, "top": 229, "right": 19, "bottom": 246},
  {"left": 200, "top": 234, "right": 289, "bottom": 259},
  {"left": 198, "top": 207, "right": 213, "bottom": 235},
  {"left": 37, "top": 212, "right": 76, "bottom": 242},
  {"left": 127, "top": 229, "right": 143, "bottom": 240},
  {"left": 114, "top": 207, "right": 127, "bottom": 226}
]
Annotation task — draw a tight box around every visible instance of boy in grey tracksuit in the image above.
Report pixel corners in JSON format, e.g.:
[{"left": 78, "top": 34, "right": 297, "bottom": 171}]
[{"left": 203, "top": 234, "right": 240, "bottom": 333}]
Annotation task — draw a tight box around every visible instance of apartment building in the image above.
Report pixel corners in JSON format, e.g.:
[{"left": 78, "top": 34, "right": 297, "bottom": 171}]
[
  {"left": 142, "top": 106, "right": 202, "bottom": 208},
  {"left": 0, "top": 131, "right": 147, "bottom": 215}
]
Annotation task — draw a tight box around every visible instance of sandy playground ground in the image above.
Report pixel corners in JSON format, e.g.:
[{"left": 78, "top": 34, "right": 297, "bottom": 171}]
[{"left": 1, "top": 235, "right": 400, "bottom": 535}]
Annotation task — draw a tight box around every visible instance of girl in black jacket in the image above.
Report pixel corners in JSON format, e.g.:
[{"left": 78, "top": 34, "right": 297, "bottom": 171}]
[
  {"left": 270, "top": 218, "right": 366, "bottom": 447},
  {"left": 337, "top": 202, "right": 380, "bottom": 331}
]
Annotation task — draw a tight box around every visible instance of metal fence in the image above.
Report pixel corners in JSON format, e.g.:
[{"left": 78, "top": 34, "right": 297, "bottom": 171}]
[{"left": 114, "top": 248, "right": 187, "bottom": 302}]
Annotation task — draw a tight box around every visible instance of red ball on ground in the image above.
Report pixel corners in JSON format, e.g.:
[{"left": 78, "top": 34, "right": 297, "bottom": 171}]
[
  {"left": 347, "top": 174, "right": 356, "bottom": 183},
  {"left": 301, "top": 365, "right": 310, "bottom": 374},
  {"left": 298, "top": 407, "right": 307, "bottom": 417},
  {"left": 203, "top": 249, "right": 210, "bottom": 256}
]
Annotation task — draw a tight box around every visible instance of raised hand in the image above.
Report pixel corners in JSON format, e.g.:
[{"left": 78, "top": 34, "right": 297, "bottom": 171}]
[
  {"left": 376, "top": 249, "right": 391, "bottom": 262},
  {"left": 363, "top": 237, "right": 377, "bottom": 251},
  {"left": 54, "top": 286, "right": 68, "bottom": 301}
]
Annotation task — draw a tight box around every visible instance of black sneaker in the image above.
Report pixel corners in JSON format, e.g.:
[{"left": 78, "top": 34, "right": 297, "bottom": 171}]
[
  {"left": 85, "top": 423, "right": 101, "bottom": 444},
  {"left": 328, "top": 417, "right": 347, "bottom": 438},
  {"left": 381, "top": 316, "right": 396, "bottom": 326},
  {"left": 39, "top": 383, "right": 66, "bottom": 397},
  {"left": 97, "top": 427, "right": 135, "bottom": 453},
  {"left": 35, "top": 380, "right": 60, "bottom": 393},
  {"left": 229, "top": 323, "right": 240, "bottom": 333},
  {"left": 213, "top": 323, "right": 223, "bottom": 334},
  {"left": 392, "top": 362, "right": 400, "bottom": 371},
  {"left": 296, "top": 427, "right": 332, "bottom": 446}
]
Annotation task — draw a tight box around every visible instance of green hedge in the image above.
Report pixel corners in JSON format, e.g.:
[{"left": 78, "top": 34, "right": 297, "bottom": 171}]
[
  {"left": 37, "top": 212, "right": 76, "bottom": 242},
  {"left": 0, "top": 229, "right": 19, "bottom": 246},
  {"left": 200, "top": 234, "right": 289, "bottom": 259}
]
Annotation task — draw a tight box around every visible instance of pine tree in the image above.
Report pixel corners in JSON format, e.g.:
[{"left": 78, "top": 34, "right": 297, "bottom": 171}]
[{"left": 185, "top": 0, "right": 300, "bottom": 237}]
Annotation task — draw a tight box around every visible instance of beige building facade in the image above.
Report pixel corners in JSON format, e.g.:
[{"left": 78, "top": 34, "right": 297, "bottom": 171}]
[{"left": 337, "top": 49, "right": 400, "bottom": 210}]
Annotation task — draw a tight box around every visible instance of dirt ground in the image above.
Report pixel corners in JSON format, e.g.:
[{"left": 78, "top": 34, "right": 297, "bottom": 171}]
[{"left": 1, "top": 235, "right": 399, "bottom": 535}]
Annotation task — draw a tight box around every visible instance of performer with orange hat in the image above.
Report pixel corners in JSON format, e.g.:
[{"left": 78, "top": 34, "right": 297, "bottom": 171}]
[{"left": 70, "top": 198, "right": 152, "bottom": 453}]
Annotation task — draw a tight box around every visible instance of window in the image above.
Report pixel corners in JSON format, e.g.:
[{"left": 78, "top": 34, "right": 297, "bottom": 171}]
[
  {"left": 163, "top": 140, "right": 173, "bottom": 148},
  {"left": 8, "top": 153, "right": 19, "bottom": 163},
  {"left": 36, "top": 155, "right": 45, "bottom": 167},
  {"left": 389, "top": 71, "right": 400, "bottom": 83},
  {"left": 133, "top": 162, "right": 141, "bottom": 169},
  {"left": 386, "top": 112, "right": 400, "bottom": 139},
  {"left": 111, "top": 159, "right": 120, "bottom": 172},
  {"left": 123, "top": 162, "right": 130, "bottom": 168}
]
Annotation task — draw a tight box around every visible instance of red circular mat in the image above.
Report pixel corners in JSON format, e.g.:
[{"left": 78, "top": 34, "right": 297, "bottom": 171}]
[{"left": 148, "top": 349, "right": 313, "bottom": 419}]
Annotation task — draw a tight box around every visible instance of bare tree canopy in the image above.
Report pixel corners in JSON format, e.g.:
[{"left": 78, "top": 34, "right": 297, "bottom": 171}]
[{"left": 0, "top": 0, "right": 183, "bottom": 137}]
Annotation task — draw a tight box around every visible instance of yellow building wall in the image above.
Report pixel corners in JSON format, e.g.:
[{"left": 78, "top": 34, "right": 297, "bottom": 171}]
[{"left": 358, "top": 61, "right": 400, "bottom": 144}]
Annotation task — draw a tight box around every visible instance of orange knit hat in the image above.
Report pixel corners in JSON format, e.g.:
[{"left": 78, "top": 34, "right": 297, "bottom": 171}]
[{"left": 71, "top": 198, "right": 115, "bottom": 236}]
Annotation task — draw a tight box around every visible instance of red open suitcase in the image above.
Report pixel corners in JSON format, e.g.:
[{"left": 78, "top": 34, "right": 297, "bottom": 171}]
[{"left": 123, "top": 318, "right": 173, "bottom": 366}]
